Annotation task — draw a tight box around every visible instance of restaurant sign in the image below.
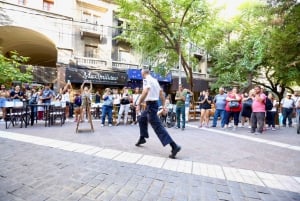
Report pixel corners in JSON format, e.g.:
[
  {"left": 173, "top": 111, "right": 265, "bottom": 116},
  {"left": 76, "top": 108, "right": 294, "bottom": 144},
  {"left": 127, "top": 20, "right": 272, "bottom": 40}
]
[{"left": 66, "top": 67, "right": 128, "bottom": 85}]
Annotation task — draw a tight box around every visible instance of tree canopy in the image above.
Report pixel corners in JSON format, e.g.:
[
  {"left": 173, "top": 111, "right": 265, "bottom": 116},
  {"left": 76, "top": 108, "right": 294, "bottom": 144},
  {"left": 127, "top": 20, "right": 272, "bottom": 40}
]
[
  {"left": 116, "top": 0, "right": 214, "bottom": 90},
  {"left": 116, "top": 0, "right": 300, "bottom": 98},
  {"left": 208, "top": 0, "right": 300, "bottom": 100},
  {"left": 0, "top": 51, "right": 33, "bottom": 86}
]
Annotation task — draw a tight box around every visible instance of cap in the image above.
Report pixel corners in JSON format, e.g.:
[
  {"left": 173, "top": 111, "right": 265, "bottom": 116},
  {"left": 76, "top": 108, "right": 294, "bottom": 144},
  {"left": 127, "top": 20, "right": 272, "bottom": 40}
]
[{"left": 287, "top": 92, "right": 292, "bottom": 96}]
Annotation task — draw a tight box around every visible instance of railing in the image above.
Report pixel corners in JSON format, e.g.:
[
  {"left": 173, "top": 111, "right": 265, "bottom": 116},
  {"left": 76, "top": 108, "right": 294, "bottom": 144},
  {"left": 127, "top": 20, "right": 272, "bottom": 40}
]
[
  {"left": 80, "top": 23, "right": 104, "bottom": 36},
  {"left": 74, "top": 56, "right": 141, "bottom": 70},
  {"left": 170, "top": 69, "right": 207, "bottom": 79},
  {"left": 112, "top": 61, "right": 139, "bottom": 69},
  {"left": 74, "top": 56, "right": 107, "bottom": 68}
]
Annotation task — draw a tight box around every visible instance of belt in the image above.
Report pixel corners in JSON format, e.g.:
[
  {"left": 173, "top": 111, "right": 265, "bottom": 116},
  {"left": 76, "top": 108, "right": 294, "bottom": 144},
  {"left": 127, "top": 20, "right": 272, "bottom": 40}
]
[{"left": 146, "top": 100, "right": 158, "bottom": 104}]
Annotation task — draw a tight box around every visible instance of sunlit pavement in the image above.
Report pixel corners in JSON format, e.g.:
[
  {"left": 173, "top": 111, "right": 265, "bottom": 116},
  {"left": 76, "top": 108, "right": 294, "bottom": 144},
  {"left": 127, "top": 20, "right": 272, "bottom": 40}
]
[{"left": 0, "top": 119, "right": 299, "bottom": 200}]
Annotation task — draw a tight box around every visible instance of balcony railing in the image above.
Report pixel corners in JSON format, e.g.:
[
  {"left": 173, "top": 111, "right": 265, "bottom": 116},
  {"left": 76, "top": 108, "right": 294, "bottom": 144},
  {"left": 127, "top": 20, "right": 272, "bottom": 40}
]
[
  {"left": 74, "top": 56, "right": 140, "bottom": 70},
  {"left": 112, "top": 61, "right": 139, "bottom": 69},
  {"left": 74, "top": 56, "right": 107, "bottom": 68},
  {"left": 80, "top": 24, "right": 104, "bottom": 39}
]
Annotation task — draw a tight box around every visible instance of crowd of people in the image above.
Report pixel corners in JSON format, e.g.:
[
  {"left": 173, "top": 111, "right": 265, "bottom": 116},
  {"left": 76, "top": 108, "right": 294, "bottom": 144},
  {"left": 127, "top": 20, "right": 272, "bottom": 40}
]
[
  {"left": 1, "top": 81, "right": 299, "bottom": 134},
  {"left": 1, "top": 79, "right": 300, "bottom": 158},
  {"left": 196, "top": 86, "right": 300, "bottom": 134}
]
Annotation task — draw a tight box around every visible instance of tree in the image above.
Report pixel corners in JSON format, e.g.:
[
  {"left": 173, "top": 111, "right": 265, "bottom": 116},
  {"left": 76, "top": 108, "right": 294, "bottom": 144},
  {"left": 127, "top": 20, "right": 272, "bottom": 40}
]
[
  {"left": 0, "top": 51, "right": 33, "bottom": 85},
  {"left": 115, "top": 0, "right": 213, "bottom": 90},
  {"left": 208, "top": 0, "right": 300, "bottom": 101}
]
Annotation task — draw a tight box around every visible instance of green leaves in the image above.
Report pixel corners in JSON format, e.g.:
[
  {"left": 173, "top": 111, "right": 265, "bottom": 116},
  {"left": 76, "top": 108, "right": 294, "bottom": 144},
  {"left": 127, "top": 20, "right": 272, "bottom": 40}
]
[
  {"left": 115, "top": 0, "right": 213, "bottom": 90},
  {"left": 0, "top": 51, "right": 33, "bottom": 85}
]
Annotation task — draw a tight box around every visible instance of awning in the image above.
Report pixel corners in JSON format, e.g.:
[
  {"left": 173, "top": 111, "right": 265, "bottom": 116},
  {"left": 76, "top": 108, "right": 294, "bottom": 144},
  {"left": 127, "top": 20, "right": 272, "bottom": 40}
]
[
  {"left": 151, "top": 71, "right": 172, "bottom": 83},
  {"left": 127, "top": 69, "right": 172, "bottom": 83},
  {"left": 127, "top": 69, "right": 143, "bottom": 80},
  {"left": 171, "top": 77, "right": 209, "bottom": 92},
  {"left": 66, "top": 67, "right": 128, "bottom": 85}
]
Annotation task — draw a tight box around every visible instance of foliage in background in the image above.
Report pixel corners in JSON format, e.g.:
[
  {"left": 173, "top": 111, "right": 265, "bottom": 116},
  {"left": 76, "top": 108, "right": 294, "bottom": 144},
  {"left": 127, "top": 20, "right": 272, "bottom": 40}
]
[
  {"left": 208, "top": 0, "right": 300, "bottom": 100},
  {"left": 116, "top": 0, "right": 214, "bottom": 90},
  {"left": 0, "top": 51, "right": 33, "bottom": 86}
]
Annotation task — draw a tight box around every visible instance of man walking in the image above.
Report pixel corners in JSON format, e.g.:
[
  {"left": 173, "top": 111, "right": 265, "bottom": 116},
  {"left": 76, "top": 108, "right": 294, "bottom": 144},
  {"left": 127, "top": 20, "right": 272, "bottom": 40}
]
[{"left": 135, "top": 69, "right": 181, "bottom": 159}]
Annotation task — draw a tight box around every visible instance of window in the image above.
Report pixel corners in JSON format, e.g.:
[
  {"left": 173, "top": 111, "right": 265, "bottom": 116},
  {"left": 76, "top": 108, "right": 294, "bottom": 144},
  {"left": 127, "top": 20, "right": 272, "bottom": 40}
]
[
  {"left": 119, "top": 50, "right": 130, "bottom": 62},
  {"left": 43, "top": 0, "right": 54, "bottom": 11},
  {"left": 84, "top": 45, "right": 97, "bottom": 58}
]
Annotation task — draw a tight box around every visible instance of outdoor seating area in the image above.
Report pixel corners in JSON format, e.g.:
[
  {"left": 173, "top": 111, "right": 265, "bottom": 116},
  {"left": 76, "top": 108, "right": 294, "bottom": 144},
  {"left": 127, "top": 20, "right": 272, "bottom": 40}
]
[{"left": 3, "top": 101, "right": 66, "bottom": 129}]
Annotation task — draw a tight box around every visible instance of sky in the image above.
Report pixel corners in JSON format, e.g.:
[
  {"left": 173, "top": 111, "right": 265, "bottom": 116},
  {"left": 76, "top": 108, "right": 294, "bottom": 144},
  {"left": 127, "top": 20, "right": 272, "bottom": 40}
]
[{"left": 208, "top": 0, "right": 249, "bottom": 19}]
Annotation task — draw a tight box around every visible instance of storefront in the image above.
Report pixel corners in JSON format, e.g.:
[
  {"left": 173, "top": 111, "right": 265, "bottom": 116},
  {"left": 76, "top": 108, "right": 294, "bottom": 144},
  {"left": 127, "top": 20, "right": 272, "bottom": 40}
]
[{"left": 65, "top": 66, "right": 128, "bottom": 89}]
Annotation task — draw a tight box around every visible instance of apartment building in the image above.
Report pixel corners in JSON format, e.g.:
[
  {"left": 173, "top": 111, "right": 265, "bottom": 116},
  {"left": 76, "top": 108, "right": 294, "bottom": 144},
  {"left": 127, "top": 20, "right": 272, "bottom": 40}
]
[{"left": 0, "top": 0, "right": 209, "bottom": 92}]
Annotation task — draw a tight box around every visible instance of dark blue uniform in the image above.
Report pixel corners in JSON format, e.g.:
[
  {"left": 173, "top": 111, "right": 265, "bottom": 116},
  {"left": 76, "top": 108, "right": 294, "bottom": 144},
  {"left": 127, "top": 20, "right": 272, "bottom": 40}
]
[{"left": 136, "top": 71, "right": 181, "bottom": 158}]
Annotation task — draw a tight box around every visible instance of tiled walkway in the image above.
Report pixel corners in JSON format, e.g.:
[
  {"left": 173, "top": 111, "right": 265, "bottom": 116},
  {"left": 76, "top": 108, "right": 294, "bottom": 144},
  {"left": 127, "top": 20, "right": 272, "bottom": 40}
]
[{"left": 1, "top": 130, "right": 299, "bottom": 194}]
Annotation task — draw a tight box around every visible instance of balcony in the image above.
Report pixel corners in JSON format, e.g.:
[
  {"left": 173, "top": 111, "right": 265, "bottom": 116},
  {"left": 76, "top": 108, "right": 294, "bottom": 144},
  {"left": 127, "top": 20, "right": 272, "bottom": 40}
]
[
  {"left": 74, "top": 56, "right": 140, "bottom": 70},
  {"left": 112, "top": 61, "right": 139, "bottom": 70},
  {"left": 80, "top": 24, "right": 104, "bottom": 40},
  {"left": 170, "top": 69, "right": 207, "bottom": 79},
  {"left": 74, "top": 56, "right": 107, "bottom": 69}
]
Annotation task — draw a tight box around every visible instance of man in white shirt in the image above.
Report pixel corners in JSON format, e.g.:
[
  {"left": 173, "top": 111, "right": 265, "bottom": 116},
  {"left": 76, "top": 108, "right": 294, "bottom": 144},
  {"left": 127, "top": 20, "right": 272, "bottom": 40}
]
[{"left": 135, "top": 69, "right": 181, "bottom": 159}]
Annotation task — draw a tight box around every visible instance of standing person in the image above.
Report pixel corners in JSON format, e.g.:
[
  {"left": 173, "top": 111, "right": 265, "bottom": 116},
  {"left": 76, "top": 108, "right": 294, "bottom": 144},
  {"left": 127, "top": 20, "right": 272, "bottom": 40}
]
[
  {"left": 116, "top": 87, "right": 131, "bottom": 126},
  {"left": 294, "top": 92, "right": 300, "bottom": 127},
  {"left": 266, "top": 93, "right": 277, "bottom": 131},
  {"left": 184, "top": 88, "right": 193, "bottom": 123},
  {"left": 250, "top": 85, "right": 266, "bottom": 134},
  {"left": 80, "top": 80, "right": 92, "bottom": 122},
  {"left": 95, "top": 91, "right": 101, "bottom": 104},
  {"left": 41, "top": 83, "right": 54, "bottom": 104},
  {"left": 73, "top": 91, "right": 82, "bottom": 122},
  {"left": 131, "top": 87, "right": 141, "bottom": 125},
  {"left": 10, "top": 85, "right": 24, "bottom": 101},
  {"left": 224, "top": 87, "right": 242, "bottom": 131},
  {"left": 241, "top": 90, "right": 254, "bottom": 128},
  {"left": 175, "top": 84, "right": 187, "bottom": 130},
  {"left": 0, "top": 84, "right": 8, "bottom": 121},
  {"left": 101, "top": 88, "right": 114, "bottom": 127},
  {"left": 280, "top": 92, "right": 295, "bottom": 127},
  {"left": 62, "top": 81, "right": 72, "bottom": 122},
  {"left": 135, "top": 69, "right": 181, "bottom": 159},
  {"left": 212, "top": 87, "right": 227, "bottom": 128},
  {"left": 198, "top": 90, "right": 213, "bottom": 128}
]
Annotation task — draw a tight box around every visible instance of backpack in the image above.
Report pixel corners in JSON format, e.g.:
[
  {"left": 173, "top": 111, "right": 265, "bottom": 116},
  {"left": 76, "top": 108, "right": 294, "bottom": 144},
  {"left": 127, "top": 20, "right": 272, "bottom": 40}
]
[{"left": 265, "top": 97, "right": 273, "bottom": 111}]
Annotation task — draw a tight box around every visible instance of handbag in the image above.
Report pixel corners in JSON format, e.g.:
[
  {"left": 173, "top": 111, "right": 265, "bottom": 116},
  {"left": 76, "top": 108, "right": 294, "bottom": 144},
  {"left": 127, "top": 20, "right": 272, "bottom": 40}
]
[{"left": 229, "top": 101, "right": 239, "bottom": 108}]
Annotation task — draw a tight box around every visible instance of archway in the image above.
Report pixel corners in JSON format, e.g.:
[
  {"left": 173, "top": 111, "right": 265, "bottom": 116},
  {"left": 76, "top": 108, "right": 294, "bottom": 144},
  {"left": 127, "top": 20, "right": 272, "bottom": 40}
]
[{"left": 0, "top": 26, "right": 57, "bottom": 67}]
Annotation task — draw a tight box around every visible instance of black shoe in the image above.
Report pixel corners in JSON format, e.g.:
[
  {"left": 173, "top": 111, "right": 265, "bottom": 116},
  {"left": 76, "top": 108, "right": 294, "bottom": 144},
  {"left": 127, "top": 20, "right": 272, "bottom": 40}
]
[
  {"left": 181, "top": 127, "right": 185, "bottom": 131},
  {"left": 135, "top": 138, "right": 146, "bottom": 146},
  {"left": 169, "top": 145, "right": 181, "bottom": 159}
]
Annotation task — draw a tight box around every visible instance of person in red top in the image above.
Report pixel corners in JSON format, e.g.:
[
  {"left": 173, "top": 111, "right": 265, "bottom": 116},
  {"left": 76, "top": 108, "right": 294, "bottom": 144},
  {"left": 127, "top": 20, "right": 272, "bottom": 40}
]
[
  {"left": 250, "top": 85, "right": 266, "bottom": 134},
  {"left": 224, "top": 87, "right": 242, "bottom": 131}
]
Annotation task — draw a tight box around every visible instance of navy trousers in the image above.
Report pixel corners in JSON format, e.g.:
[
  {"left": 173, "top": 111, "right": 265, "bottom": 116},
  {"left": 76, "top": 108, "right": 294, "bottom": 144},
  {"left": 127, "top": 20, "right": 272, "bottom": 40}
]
[{"left": 139, "top": 101, "right": 174, "bottom": 146}]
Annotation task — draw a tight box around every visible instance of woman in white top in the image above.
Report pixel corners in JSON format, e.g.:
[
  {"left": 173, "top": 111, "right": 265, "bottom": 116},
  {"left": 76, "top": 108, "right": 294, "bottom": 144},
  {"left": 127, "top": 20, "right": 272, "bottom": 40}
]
[{"left": 116, "top": 87, "right": 131, "bottom": 125}]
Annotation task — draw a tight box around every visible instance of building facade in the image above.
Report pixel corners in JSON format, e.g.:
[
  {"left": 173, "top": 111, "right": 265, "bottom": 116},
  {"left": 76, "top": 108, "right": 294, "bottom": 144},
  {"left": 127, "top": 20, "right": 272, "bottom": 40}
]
[{"left": 0, "top": 0, "right": 210, "bottom": 93}]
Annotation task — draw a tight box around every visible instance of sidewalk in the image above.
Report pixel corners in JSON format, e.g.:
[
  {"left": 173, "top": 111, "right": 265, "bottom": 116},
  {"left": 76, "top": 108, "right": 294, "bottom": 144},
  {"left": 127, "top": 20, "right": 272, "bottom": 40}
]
[{"left": 0, "top": 120, "right": 300, "bottom": 200}]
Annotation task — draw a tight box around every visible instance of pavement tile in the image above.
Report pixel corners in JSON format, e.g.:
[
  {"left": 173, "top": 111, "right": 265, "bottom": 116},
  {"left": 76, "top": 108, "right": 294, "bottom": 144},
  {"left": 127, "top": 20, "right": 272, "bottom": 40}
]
[{"left": 1, "top": 123, "right": 300, "bottom": 201}]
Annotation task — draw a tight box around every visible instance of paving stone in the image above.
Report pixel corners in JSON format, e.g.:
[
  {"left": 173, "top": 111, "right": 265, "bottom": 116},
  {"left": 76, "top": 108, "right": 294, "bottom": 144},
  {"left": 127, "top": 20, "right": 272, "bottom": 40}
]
[
  {"left": 0, "top": 133, "right": 299, "bottom": 201},
  {"left": 128, "top": 190, "right": 146, "bottom": 201}
]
